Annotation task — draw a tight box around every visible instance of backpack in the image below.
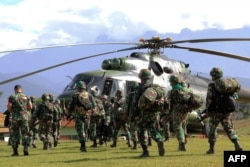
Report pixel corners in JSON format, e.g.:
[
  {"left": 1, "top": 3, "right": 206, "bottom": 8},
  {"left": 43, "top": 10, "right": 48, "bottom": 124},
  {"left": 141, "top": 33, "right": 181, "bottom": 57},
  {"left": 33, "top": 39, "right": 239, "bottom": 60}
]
[
  {"left": 138, "top": 84, "right": 165, "bottom": 111},
  {"left": 170, "top": 88, "right": 203, "bottom": 111},
  {"left": 214, "top": 78, "right": 241, "bottom": 94},
  {"left": 77, "top": 91, "right": 92, "bottom": 110},
  {"left": 209, "top": 83, "right": 237, "bottom": 113},
  {"left": 188, "top": 92, "right": 204, "bottom": 110},
  {"left": 38, "top": 101, "right": 54, "bottom": 121}
]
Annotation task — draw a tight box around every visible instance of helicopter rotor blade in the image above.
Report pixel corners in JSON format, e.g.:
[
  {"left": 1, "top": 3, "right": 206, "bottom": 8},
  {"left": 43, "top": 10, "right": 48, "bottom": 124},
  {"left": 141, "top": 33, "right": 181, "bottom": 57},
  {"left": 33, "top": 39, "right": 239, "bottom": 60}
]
[
  {"left": 173, "top": 45, "right": 250, "bottom": 62},
  {"left": 171, "top": 38, "right": 250, "bottom": 44},
  {"left": 0, "top": 46, "right": 138, "bottom": 85},
  {"left": 0, "top": 42, "right": 138, "bottom": 54}
]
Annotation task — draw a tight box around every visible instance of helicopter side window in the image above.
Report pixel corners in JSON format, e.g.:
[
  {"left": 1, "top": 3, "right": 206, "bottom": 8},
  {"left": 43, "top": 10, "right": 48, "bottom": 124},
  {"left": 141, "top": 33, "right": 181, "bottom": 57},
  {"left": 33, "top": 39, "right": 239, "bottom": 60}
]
[{"left": 102, "top": 78, "right": 126, "bottom": 98}]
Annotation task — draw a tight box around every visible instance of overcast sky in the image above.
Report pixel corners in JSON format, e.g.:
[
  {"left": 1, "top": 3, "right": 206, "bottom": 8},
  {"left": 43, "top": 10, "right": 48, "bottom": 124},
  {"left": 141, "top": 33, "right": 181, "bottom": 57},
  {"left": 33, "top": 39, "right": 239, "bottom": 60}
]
[{"left": 1, "top": 0, "right": 250, "bottom": 52}]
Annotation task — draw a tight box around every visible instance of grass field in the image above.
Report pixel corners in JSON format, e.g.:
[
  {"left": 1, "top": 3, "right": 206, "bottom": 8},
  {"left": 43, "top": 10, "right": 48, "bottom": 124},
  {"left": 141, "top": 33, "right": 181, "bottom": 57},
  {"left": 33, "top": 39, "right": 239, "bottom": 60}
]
[{"left": 0, "top": 119, "right": 249, "bottom": 167}]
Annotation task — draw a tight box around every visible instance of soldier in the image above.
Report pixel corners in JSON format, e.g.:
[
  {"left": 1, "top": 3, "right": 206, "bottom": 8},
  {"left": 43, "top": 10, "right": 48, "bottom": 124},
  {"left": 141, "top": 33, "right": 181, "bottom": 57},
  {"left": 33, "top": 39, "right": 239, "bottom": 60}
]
[
  {"left": 53, "top": 99, "right": 63, "bottom": 147},
  {"left": 89, "top": 86, "right": 105, "bottom": 147},
  {"left": 100, "top": 95, "right": 113, "bottom": 143},
  {"left": 125, "top": 81, "right": 139, "bottom": 150},
  {"left": 32, "top": 93, "right": 55, "bottom": 150},
  {"left": 167, "top": 75, "right": 193, "bottom": 151},
  {"left": 7, "top": 84, "right": 32, "bottom": 156},
  {"left": 135, "top": 69, "right": 165, "bottom": 157},
  {"left": 67, "top": 81, "right": 97, "bottom": 152},
  {"left": 29, "top": 96, "right": 39, "bottom": 148},
  {"left": 205, "top": 67, "right": 242, "bottom": 154},
  {"left": 109, "top": 90, "right": 131, "bottom": 147}
]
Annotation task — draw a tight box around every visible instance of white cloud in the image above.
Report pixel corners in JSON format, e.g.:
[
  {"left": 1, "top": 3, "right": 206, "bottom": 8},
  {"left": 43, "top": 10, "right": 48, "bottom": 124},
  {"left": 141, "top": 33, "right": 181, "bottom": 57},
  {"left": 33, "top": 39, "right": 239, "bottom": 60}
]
[{"left": 0, "top": 0, "right": 250, "bottom": 52}]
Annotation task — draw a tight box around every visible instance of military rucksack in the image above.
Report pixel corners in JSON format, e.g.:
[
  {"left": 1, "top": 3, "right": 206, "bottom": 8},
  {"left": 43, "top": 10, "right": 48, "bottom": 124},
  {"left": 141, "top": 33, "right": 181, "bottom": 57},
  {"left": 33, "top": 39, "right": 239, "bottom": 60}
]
[
  {"left": 38, "top": 101, "right": 54, "bottom": 121},
  {"left": 188, "top": 92, "right": 204, "bottom": 110},
  {"left": 170, "top": 88, "right": 203, "bottom": 111},
  {"left": 77, "top": 91, "right": 92, "bottom": 110},
  {"left": 208, "top": 83, "right": 237, "bottom": 113},
  {"left": 214, "top": 78, "right": 241, "bottom": 94},
  {"left": 138, "top": 84, "right": 165, "bottom": 111}
]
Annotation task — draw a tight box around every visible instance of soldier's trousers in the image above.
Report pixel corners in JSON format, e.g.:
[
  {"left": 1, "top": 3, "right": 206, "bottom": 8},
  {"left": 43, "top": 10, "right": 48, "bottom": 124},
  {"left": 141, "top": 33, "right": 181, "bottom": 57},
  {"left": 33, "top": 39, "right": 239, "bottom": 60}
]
[{"left": 207, "top": 112, "right": 239, "bottom": 144}]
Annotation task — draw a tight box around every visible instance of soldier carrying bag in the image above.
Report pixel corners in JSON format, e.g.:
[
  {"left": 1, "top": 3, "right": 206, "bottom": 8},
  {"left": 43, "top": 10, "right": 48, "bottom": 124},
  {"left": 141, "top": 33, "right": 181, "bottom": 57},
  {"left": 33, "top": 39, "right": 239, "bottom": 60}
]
[
  {"left": 138, "top": 84, "right": 165, "bottom": 111},
  {"left": 77, "top": 91, "right": 92, "bottom": 110}
]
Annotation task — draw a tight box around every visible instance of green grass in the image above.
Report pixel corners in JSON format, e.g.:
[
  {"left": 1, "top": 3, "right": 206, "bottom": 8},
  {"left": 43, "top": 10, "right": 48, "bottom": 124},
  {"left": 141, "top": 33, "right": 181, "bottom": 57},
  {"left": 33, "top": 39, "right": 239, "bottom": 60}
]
[
  {"left": 1, "top": 118, "right": 250, "bottom": 167},
  {"left": 0, "top": 135, "right": 250, "bottom": 167}
]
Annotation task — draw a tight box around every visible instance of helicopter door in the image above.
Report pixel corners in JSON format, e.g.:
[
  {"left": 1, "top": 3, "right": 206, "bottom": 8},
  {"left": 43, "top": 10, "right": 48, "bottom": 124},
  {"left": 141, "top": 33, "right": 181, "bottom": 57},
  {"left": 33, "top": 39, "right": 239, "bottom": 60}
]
[
  {"left": 102, "top": 78, "right": 126, "bottom": 98},
  {"left": 102, "top": 78, "right": 113, "bottom": 96}
]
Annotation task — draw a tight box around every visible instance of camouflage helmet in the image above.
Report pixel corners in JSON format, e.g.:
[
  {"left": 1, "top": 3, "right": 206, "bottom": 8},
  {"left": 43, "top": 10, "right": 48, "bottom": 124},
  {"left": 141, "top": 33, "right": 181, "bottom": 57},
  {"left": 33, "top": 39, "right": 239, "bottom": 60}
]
[
  {"left": 55, "top": 99, "right": 61, "bottom": 104},
  {"left": 130, "top": 81, "right": 139, "bottom": 91},
  {"left": 138, "top": 69, "right": 152, "bottom": 80},
  {"left": 30, "top": 96, "right": 36, "bottom": 103},
  {"left": 169, "top": 74, "right": 181, "bottom": 85},
  {"left": 48, "top": 94, "right": 54, "bottom": 102},
  {"left": 76, "top": 81, "right": 86, "bottom": 89},
  {"left": 41, "top": 93, "right": 50, "bottom": 101},
  {"left": 116, "top": 90, "right": 123, "bottom": 97},
  {"left": 90, "top": 85, "right": 99, "bottom": 96},
  {"left": 210, "top": 67, "right": 223, "bottom": 79}
]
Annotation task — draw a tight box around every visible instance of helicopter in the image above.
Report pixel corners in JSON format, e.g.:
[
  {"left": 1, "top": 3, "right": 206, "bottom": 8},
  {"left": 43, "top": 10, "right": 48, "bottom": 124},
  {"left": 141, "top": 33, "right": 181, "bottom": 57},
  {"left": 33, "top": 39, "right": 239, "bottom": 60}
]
[{"left": 1, "top": 36, "right": 250, "bottom": 135}]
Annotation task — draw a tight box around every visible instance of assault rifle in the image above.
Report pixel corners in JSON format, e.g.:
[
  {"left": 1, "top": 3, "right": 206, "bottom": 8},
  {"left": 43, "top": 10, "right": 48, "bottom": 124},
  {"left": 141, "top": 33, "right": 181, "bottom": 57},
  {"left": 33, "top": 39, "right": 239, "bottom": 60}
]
[
  {"left": 196, "top": 109, "right": 208, "bottom": 127},
  {"left": 63, "top": 116, "right": 75, "bottom": 128}
]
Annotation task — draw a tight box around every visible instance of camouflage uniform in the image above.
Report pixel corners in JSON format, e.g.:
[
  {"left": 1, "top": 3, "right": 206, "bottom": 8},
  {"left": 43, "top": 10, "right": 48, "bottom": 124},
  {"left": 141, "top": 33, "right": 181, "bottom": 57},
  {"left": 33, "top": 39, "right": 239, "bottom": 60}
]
[
  {"left": 167, "top": 75, "right": 193, "bottom": 151},
  {"left": 205, "top": 67, "right": 242, "bottom": 154},
  {"left": 125, "top": 81, "right": 139, "bottom": 149},
  {"left": 68, "top": 81, "right": 97, "bottom": 152},
  {"left": 100, "top": 95, "right": 113, "bottom": 143},
  {"left": 29, "top": 96, "right": 39, "bottom": 148},
  {"left": 89, "top": 86, "right": 105, "bottom": 147},
  {"left": 110, "top": 90, "right": 130, "bottom": 147},
  {"left": 52, "top": 98, "right": 63, "bottom": 147},
  {"left": 32, "top": 93, "right": 55, "bottom": 150},
  {"left": 7, "top": 85, "right": 32, "bottom": 156},
  {"left": 136, "top": 69, "right": 165, "bottom": 157}
]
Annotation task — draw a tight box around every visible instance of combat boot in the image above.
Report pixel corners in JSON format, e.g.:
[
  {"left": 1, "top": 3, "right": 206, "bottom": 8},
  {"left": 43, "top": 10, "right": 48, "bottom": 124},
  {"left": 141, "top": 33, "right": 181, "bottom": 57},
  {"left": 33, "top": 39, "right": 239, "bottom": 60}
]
[
  {"left": 80, "top": 141, "right": 87, "bottom": 152},
  {"left": 139, "top": 145, "right": 149, "bottom": 158},
  {"left": 233, "top": 140, "right": 243, "bottom": 151},
  {"left": 43, "top": 141, "right": 50, "bottom": 150},
  {"left": 206, "top": 143, "right": 214, "bottom": 154},
  {"left": 178, "top": 143, "right": 186, "bottom": 151},
  {"left": 53, "top": 136, "right": 58, "bottom": 147},
  {"left": 127, "top": 139, "right": 132, "bottom": 147},
  {"left": 23, "top": 145, "right": 29, "bottom": 156},
  {"left": 147, "top": 137, "right": 152, "bottom": 146},
  {"left": 54, "top": 140, "right": 58, "bottom": 147},
  {"left": 157, "top": 140, "right": 165, "bottom": 156},
  {"left": 32, "top": 140, "right": 37, "bottom": 148},
  {"left": 110, "top": 140, "right": 117, "bottom": 147},
  {"left": 12, "top": 148, "right": 19, "bottom": 156},
  {"left": 90, "top": 138, "right": 98, "bottom": 147},
  {"left": 131, "top": 140, "right": 137, "bottom": 150}
]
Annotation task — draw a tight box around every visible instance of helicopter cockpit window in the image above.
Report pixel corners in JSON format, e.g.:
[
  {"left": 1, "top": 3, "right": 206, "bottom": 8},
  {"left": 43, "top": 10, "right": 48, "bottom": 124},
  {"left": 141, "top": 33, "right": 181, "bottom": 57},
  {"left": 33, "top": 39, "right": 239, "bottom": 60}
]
[{"left": 65, "top": 74, "right": 97, "bottom": 91}]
